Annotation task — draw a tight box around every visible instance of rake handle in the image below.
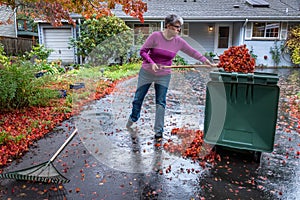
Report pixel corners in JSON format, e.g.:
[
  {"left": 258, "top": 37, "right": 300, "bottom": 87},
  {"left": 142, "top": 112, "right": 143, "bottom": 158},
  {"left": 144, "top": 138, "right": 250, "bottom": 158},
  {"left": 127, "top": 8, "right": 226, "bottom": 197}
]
[
  {"left": 50, "top": 128, "right": 78, "bottom": 162},
  {"left": 163, "top": 65, "right": 212, "bottom": 68}
]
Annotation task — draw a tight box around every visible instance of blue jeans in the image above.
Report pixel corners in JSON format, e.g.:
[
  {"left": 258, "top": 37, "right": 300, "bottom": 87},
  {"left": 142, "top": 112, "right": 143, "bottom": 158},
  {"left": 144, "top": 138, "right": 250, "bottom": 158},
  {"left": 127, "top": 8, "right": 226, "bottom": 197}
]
[{"left": 129, "top": 68, "right": 171, "bottom": 133}]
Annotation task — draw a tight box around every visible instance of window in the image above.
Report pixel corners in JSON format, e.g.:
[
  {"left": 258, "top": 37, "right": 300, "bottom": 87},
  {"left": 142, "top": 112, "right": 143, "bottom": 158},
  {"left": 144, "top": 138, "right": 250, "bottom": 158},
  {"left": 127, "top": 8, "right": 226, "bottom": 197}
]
[
  {"left": 252, "top": 22, "right": 280, "bottom": 38},
  {"left": 128, "top": 23, "right": 159, "bottom": 45},
  {"left": 134, "top": 24, "right": 149, "bottom": 45},
  {"left": 218, "top": 27, "right": 229, "bottom": 48},
  {"left": 181, "top": 23, "right": 189, "bottom": 36},
  {"left": 17, "top": 20, "right": 25, "bottom": 31},
  {"left": 17, "top": 19, "right": 34, "bottom": 31}
]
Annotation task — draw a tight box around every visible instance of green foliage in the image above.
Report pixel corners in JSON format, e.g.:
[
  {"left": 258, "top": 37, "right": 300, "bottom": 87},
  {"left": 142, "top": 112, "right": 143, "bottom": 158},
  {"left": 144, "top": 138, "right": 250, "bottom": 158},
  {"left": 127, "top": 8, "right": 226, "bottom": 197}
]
[
  {"left": 17, "top": 14, "right": 38, "bottom": 32},
  {"left": 70, "top": 15, "right": 133, "bottom": 65},
  {"left": 34, "top": 59, "right": 64, "bottom": 75},
  {"left": 103, "top": 63, "right": 140, "bottom": 80},
  {"left": 0, "top": 61, "right": 58, "bottom": 111},
  {"left": 291, "top": 48, "right": 300, "bottom": 64},
  {"left": 0, "top": 130, "right": 25, "bottom": 145},
  {"left": 173, "top": 55, "right": 188, "bottom": 66},
  {"left": 249, "top": 46, "right": 258, "bottom": 60},
  {"left": 204, "top": 51, "right": 216, "bottom": 62},
  {"left": 22, "top": 44, "right": 62, "bottom": 75},
  {"left": 0, "top": 44, "right": 9, "bottom": 68},
  {"left": 285, "top": 26, "right": 300, "bottom": 64},
  {"left": 269, "top": 41, "right": 281, "bottom": 67},
  {"left": 24, "top": 44, "right": 53, "bottom": 61}
]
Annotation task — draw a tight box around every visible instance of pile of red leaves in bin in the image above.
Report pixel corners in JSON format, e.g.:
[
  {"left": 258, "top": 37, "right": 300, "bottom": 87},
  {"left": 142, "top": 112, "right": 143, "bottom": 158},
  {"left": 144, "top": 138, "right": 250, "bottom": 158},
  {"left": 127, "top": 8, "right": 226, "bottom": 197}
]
[
  {"left": 218, "top": 44, "right": 256, "bottom": 73},
  {"left": 163, "top": 128, "right": 221, "bottom": 168}
]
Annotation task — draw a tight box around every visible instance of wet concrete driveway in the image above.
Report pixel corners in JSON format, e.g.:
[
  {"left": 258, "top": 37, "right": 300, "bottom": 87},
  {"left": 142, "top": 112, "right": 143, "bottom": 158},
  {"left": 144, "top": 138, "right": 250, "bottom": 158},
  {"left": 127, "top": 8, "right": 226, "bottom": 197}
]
[{"left": 0, "top": 68, "right": 299, "bottom": 200}]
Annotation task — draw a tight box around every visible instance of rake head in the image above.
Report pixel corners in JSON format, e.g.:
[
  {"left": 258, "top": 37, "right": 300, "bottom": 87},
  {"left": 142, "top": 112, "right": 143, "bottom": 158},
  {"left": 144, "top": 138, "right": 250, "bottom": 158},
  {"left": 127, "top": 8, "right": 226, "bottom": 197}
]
[{"left": 0, "top": 161, "right": 69, "bottom": 184}]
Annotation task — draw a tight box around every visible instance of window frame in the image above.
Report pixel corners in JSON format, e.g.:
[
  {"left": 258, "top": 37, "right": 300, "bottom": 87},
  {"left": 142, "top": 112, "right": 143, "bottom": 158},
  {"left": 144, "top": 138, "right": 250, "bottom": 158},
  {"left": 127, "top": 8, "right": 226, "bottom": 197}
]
[
  {"left": 127, "top": 23, "right": 160, "bottom": 45},
  {"left": 245, "top": 22, "right": 288, "bottom": 40},
  {"left": 252, "top": 22, "right": 280, "bottom": 39},
  {"left": 181, "top": 23, "right": 189, "bottom": 36}
]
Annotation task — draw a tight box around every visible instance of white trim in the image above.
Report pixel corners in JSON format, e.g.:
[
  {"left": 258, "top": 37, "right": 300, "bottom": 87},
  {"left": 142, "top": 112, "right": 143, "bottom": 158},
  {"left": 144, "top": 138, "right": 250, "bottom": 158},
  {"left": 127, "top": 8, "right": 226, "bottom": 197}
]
[
  {"left": 280, "top": 22, "right": 288, "bottom": 40},
  {"left": 13, "top": 8, "right": 17, "bottom": 38},
  {"left": 181, "top": 23, "right": 189, "bottom": 36},
  {"left": 214, "top": 23, "right": 233, "bottom": 56},
  {"left": 245, "top": 21, "right": 288, "bottom": 41}
]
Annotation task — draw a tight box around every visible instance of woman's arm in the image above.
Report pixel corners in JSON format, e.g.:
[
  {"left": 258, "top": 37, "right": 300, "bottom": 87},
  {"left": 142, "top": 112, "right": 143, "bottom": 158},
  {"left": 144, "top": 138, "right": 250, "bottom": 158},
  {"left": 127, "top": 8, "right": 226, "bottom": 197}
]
[
  {"left": 140, "top": 33, "right": 157, "bottom": 64},
  {"left": 180, "top": 38, "right": 217, "bottom": 67}
]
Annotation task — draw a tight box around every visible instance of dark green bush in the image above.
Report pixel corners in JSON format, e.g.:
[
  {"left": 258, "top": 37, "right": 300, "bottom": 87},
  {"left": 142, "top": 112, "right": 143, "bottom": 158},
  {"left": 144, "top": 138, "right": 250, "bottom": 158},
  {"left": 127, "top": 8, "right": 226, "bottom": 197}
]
[
  {"left": 70, "top": 15, "right": 133, "bottom": 66},
  {"left": 0, "top": 61, "right": 58, "bottom": 111}
]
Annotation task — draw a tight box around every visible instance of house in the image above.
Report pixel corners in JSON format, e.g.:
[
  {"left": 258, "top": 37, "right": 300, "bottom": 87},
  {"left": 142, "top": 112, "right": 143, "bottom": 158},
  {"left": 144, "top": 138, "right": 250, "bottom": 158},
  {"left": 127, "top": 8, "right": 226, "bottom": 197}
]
[
  {"left": 17, "top": 18, "right": 38, "bottom": 40},
  {"left": 36, "top": 20, "right": 78, "bottom": 64},
  {"left": 0, "top": 6, "right": 37, "bottom": 55},
  {"left": 0, "top": 6, "right": 17, "bottom": 38},
  {"left": 113, "top": 0, "right": 300, "bottom": 67},
  {"left": 36, "top": 13, "right": 81, "bottom": 64},
  {"left": 37, "top": 0, "right": 300, "bottom": 67}
]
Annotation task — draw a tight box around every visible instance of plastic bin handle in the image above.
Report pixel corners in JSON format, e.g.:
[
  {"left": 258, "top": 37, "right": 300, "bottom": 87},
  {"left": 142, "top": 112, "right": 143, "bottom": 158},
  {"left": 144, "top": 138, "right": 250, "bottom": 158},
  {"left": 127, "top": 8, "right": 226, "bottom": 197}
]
[
  {"left": 231, "top": 72, "right": 238, "bottom": 83},
  {"left": 247, "top": 73, "right": 254, "bottom": 84}
]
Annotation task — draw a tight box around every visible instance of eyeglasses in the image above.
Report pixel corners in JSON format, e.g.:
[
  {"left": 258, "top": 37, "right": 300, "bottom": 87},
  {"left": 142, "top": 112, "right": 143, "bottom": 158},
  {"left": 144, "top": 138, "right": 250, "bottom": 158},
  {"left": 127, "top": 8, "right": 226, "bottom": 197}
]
[{"left": 171, "top": 25, "right": 181, "bottom": 29}]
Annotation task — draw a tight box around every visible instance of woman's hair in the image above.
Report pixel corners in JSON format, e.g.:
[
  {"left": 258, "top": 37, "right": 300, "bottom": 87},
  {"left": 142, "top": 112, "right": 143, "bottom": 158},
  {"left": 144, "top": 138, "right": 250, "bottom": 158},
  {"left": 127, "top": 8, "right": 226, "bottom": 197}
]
[{"left": 164, "top": 14, "right": 184, "bottom": 27}]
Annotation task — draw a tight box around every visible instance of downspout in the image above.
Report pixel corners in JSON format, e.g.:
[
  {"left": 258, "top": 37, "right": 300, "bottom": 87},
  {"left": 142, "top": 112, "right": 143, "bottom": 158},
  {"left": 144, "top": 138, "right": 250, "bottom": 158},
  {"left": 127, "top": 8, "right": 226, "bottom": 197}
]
[
  {"left": 241, "top": 18, "right": 248, "bottom": 44},
  {"left": 78, "top": 18, "right": 82, "bottom": 64},
  {"left": 13, "top": 8, "right": 17, "bottom": 38}
]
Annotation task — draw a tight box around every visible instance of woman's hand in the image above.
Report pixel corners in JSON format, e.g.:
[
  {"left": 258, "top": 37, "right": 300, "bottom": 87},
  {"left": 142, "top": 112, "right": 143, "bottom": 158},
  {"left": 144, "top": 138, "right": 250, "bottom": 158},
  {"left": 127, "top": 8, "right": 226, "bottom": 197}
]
[
  {"left": 210, "top": 63, "right": 218, "bottom": 67},
  {"left": 152, "top": 63, "right": 160, "bottom": 72},
  {"left": 205, "top": 59, "right": 218, "bottom": 68}
]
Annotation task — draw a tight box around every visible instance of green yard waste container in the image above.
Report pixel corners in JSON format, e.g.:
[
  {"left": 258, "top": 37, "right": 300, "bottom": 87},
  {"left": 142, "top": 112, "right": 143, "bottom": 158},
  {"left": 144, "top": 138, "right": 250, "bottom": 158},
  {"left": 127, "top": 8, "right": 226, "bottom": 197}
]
[{"left": 204, "top": 70, "right": 280, "bottom": 153}]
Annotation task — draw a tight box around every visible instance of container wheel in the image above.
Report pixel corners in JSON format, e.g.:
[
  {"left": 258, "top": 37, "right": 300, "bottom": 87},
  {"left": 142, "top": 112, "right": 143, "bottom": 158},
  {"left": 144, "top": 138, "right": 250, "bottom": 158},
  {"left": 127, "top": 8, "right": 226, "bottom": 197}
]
[
  {"left": 252, "top": 151, "right": 262, "bottom": 163},
  {"left": 212, "top": 145, "right": 219, "bottom": 153}
]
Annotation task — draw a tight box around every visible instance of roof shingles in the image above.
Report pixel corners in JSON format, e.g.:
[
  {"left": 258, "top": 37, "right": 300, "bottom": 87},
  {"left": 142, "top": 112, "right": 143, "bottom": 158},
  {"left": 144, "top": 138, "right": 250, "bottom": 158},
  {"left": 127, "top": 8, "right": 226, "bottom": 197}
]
[{"left": 113, "top": 0, "right": 300, "bottom": 21}]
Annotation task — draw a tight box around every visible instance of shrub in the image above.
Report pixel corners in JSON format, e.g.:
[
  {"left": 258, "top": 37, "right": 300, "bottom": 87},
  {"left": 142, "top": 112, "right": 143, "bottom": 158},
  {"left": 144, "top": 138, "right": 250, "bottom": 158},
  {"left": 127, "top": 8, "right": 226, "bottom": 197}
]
[
  {"left": 24, "top": 44, "right": 53, "bottom": 61},
  {"left": 70, "top": 15, "right": 133, "bottom": 65},
  {"left": 173, "top": 55, "right": 188, "bottom": 66},
  {"left": 285, "top": 25, "right": 300, "bottom": 65},
  {"left": 0, "top": 61, "right": 58, "bottom": 111},
  {"left": 269, "top": 41, "right": 282, "bottom": 67},
  {"left": 0, "top": 44, "right": 9, "bottom": 69}
]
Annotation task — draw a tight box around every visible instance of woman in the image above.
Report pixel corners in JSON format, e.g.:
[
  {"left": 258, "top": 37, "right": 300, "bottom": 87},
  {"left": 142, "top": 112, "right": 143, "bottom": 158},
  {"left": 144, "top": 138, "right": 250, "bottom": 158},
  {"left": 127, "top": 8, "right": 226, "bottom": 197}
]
[{"left": 126, "top": 14, "right": 216, "bottom": 139}]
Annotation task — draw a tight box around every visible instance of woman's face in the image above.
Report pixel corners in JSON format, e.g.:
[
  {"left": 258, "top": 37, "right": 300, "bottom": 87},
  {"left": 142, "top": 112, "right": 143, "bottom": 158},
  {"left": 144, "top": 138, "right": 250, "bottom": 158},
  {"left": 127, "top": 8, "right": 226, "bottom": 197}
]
[{"left": 167, "top": 21, "right": 181, "bottom": 35}]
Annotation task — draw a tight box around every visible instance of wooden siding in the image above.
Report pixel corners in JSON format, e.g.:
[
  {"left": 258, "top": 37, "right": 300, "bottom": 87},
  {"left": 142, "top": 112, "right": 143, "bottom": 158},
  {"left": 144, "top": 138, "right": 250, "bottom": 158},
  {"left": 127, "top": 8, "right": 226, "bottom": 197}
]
[{"left": 0, "top": 6, "right": 16, "bottom": 38}]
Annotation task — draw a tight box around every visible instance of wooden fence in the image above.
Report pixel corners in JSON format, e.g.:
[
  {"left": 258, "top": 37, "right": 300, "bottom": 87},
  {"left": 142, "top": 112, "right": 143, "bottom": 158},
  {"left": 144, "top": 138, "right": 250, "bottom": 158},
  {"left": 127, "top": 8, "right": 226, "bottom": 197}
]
[{"left": 0, "top": 36, "right": 36, "bottom": 55}]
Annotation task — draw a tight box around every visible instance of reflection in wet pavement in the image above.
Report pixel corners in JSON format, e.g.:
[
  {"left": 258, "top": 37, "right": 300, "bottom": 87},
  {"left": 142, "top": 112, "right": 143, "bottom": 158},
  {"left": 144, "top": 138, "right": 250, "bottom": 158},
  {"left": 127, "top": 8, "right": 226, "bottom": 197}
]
[{"left": 0, "top": 68, "right": 299, "bottom": 200}]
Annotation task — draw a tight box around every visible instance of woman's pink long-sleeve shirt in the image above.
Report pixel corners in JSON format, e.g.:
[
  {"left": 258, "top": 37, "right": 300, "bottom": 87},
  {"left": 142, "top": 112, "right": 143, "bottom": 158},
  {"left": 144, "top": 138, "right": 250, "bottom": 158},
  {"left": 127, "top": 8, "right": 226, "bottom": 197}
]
[{"left": 140, "top": 31, "right": 207, "bottom": 76}]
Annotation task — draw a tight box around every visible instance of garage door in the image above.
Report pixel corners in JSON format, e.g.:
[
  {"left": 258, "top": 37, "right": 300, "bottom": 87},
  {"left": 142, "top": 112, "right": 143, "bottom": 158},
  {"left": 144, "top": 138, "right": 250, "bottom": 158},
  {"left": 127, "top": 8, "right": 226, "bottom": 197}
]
[{"left": 43, "top": 28, "right": 75, "bottom": 64}]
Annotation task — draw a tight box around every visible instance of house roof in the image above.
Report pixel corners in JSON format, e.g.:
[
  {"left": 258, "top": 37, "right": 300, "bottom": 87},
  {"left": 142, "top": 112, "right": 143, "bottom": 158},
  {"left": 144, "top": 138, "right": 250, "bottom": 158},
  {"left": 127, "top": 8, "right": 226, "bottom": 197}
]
[
  {"left": 113, "top": 0, "right": 300, "bottom": 22},
  {"left": 0, "top": 6, "right": 14, "bottom": 22}
]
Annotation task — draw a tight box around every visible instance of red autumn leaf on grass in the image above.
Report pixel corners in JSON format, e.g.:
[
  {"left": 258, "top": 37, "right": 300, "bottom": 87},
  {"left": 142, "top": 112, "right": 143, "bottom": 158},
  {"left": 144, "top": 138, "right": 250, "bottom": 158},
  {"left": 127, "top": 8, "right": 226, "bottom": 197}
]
[{"left": 0, "top": 78, "right": 119, "bottom": 167}]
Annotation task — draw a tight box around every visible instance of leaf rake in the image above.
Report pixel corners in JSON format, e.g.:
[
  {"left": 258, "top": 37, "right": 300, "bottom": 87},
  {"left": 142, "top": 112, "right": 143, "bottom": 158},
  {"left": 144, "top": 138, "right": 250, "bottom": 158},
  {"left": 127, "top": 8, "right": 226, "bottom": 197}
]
[
  {"left": 0, "top": 128, "right": 78, "bottom": 184},
  {"left": 163, "top": 64, "right": 212, "bottom": 68}
]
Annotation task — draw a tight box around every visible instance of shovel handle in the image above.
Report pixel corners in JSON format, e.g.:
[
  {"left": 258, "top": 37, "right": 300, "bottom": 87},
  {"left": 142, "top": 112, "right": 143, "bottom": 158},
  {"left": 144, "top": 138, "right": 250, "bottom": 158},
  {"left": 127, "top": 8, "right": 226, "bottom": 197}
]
[{"left": 163, "top": 65, "right": 212, "bottom": 68}]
